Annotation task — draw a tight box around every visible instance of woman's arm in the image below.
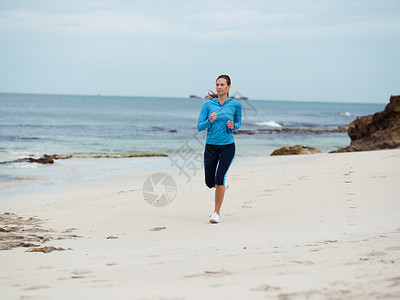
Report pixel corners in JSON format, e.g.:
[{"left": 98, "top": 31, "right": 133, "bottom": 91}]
[
  {"left": 233, "top": 102, "right": 242, "bottom": 130},
  {"left": 197, "top": 103, "right": 212, "bottom": 132}
]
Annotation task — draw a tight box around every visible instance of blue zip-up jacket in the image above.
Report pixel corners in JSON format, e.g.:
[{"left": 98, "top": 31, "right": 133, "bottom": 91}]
[{"left": 197, "top": 97, "right": 242, "bottom": 145}]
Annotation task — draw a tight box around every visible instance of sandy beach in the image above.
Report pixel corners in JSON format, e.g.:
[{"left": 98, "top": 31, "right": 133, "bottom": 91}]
[{"left": 1, "top": 149, "right": 400, "bottom": 299}]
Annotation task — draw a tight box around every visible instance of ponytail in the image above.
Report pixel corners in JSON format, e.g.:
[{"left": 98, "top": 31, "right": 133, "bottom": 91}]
[{"left": 207, "top": 90, "right": 218, "bottom": 99}]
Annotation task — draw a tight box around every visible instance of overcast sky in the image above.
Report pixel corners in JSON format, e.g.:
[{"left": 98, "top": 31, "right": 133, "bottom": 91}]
[{"left": 0, "top": 0, "right": 399, "bottom": 103}]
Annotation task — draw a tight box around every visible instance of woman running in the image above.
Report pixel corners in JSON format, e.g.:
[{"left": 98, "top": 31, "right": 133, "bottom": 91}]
[{"left": 197, "top": 75, "right": 242, "bottom": 223}]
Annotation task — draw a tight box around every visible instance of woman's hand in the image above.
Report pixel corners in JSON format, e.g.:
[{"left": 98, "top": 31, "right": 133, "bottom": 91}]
[
  {"left": 227, "top": 120, "right": 234, "bottom": 130},
  {"left": 209, "top": 112, "right": 217, "bottom": 123}
]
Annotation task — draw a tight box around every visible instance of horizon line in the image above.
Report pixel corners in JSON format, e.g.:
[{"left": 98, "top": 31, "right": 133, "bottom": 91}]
[{"left": 0, "top": 91, "right": 388, "bottom": 105}]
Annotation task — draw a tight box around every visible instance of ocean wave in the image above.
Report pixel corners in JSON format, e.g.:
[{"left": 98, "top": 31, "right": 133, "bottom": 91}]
[
  {"left": 254, "top": 120, "right": 282, "bottom": 128},
  {"left": 0, "top": 175, "right": 24, "bottom": 181},
  {"left": 151, "top": 126, "right": 164, "bottom": 131},
  {"left": 0, "top": 162, "right": 39, "bottom": 169},
  {"left": 340, "top": 112, "right": 351, "bottom": 117},
  {"left": 0, "top": 136, "right": 43, "bottom": 141}
]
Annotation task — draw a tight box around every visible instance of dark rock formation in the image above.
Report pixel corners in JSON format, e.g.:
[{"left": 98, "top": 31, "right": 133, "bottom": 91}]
[
  {"left": 334, "top": 95, "right": 400, "bottom": 152},
  {"left": 87, "top": 153, "right": 168, "bottom": 158},
  {"left": 26, "top": 155, "right": 55, "bottom": 164},
  {"left": 233, "top": 129, "right": 256, "bottom": 135},
  {"left": 270, "top": 145, "right": 321, "bottom": 156},
  {"left": 0, "top": 155, "right": 55, "bottom": 165},
  {"left": 0, "top": 153, "right": 168, "bottom": 165}
]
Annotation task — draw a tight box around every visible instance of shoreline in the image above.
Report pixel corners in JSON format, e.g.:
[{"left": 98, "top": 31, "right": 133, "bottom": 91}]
[
  {"left": 0, "top": 155, "right": 258, "bottom": 200},
  {"left": 0, "top": 156, "right": 179, "bottom": 199},
  {"left": 1, "top": 149, "right": 399, "bottom": 298}
]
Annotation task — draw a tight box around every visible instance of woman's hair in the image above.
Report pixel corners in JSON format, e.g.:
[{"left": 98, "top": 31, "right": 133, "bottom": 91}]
[{"left": 208, "top": 74, "right": 231, "bottom": 99}]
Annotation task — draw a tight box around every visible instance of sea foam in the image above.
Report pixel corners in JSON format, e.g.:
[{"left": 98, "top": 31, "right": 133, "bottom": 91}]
[{"left": 255, "top": 120, "right": 282, "bottom": 128}]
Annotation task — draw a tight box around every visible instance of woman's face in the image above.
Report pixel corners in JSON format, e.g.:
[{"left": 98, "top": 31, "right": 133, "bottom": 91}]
[{"left": 216, "top": 78, "right": 231, "bottom": 97}]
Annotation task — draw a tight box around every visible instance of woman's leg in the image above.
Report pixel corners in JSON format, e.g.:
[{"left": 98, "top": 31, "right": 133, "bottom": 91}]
[
  {"left": 214, "top": 185, "right": 225, "bottom": 215},
  {"left": 214, "top": 143, "right": 235, "bottom": 215},
  {"left": 204, "top": 144, "right": 220, "bottom": 189}
]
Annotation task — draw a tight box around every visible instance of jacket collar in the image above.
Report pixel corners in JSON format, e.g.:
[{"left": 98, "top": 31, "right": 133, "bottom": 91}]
[{"left": 211, "top": 97, "right": 232, "bottom": 105}]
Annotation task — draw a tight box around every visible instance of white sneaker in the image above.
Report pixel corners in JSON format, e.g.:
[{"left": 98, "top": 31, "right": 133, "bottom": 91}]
[{"left": 209, "top": 212, "right": 220, "bottom": 223}]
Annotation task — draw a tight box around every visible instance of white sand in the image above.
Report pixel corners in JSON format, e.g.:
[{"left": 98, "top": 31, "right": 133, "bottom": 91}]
[{"left": 1, "top": 150, "right": 400, "bottom": 299}]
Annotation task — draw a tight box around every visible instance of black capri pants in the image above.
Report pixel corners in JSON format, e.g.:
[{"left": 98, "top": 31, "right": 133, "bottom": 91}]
[{"left": 204, "top": 143, "right": 235, "bottom": 189}]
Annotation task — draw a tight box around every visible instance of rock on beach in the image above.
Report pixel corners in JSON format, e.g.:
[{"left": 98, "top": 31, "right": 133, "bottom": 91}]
[
  {"left": 335, "top": 95, "right": 400, "bottom": 152},
  {"left": 270, "top": 145, "right": 321, "bottom": 156}
]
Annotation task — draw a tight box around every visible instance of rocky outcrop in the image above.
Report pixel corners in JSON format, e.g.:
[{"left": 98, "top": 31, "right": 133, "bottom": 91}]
[
  {"left": 25, "top": 155, "right": 55, "bottom": 164},
  {"left": 270, "top": 145, "right": 321, "bottom": 156},
  {"left": 0, "top": 155, "right": 55, "bottom": 165},
  {"left": 0, "top": 154, "right": 73, "bottom": 165},
  {"left": 334, "top": 95, "right": 400, "bottom": 152},
  {"left": 0, "top": 153, "right": 168, "bottom": 165}
]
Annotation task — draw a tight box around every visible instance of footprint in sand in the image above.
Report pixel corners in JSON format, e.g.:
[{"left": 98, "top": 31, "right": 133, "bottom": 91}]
[
  {"left": 387, "top": 277, "right": 400, "bottom": 288},
  {"left": 385, "top": 246, "right": 400, "bottom": 251},
  {"left": 250, "top": 284, "right": 281, "bottom": 292},
  {"left": 184, "top": 269, "right": 232, "bottom": 278},
  {"left": 365, "top": 250, "right": 387, "bottom": 257},
  {"left": 309, "top": 248, "right": 322, "bottom": 252},
  {"left": 291, "top": 260, "right": 314, "bottom": 265},
  {"left": 318, "top": 240, "right": 338, "bottom": 244},
  {"left": 344, "top": 169, "right": 355, "bottom": 176},
  {"left": 239, "top": 205, "right": 252, "bottom": 209},
  {"left": 71, "top": 269, "right": 92, "bottom": 279},
  {"left": 150, "top": 226, "right": 166, "bottom": 231},
  {"left": 257, "top": 193, "right": 270, "bottom": 197},
  {"left": 22, "top": 285, "right": 51, "bottom": 291},
  {"left": 61, "top": 228, "right": 78, "bottom": 233},
  {"left": 37, "top": 265, "right": 55, "bottom": 270}
]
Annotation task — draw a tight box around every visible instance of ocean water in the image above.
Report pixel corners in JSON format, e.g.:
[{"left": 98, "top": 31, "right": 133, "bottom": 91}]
[{"left": 0, "top": 93, "right": 385, "bottom": 195}]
